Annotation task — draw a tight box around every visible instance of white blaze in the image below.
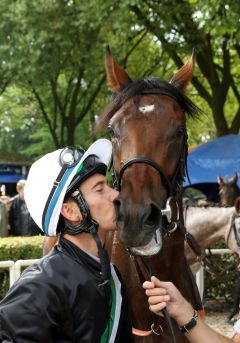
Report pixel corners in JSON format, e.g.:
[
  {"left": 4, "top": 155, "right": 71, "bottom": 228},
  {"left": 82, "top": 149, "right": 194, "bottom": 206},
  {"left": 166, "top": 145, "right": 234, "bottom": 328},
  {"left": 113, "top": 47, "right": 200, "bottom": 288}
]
[{"left": 139, "top": 104, "right": 155, "bottom": 113}]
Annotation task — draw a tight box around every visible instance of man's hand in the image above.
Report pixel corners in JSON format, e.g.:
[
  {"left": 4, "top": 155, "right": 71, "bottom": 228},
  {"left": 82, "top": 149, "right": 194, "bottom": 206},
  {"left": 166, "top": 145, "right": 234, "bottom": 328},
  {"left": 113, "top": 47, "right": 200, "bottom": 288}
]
[{"left": 143, "top": 276, "right": 194, "bottom": 326}]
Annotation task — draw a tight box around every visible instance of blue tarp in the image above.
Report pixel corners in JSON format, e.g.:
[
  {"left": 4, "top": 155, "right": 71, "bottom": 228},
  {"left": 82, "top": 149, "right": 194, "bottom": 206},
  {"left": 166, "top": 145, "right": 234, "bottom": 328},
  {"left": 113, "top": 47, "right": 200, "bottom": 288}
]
[
  {"left": 0, "top": 164, "right": 28, "bottom": 184},
  {"left": 184, "top": 134, "right": 240, "bottom": 188},
  {"left": 0, "top": 174, "right": 27, "bottom": 183}
]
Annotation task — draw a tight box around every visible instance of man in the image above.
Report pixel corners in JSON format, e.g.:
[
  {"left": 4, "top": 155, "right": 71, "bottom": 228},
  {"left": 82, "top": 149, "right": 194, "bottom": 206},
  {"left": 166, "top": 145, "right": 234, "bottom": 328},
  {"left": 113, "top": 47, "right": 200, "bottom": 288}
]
[
  {"left": 0, "top": 139, "right": 132, "bottom": 342},
  {"left": 143, "top": 276, "right": 240, "bottom": 342},
  {"left": 9, "top": 179, "right": 42, "bottom": 236}
]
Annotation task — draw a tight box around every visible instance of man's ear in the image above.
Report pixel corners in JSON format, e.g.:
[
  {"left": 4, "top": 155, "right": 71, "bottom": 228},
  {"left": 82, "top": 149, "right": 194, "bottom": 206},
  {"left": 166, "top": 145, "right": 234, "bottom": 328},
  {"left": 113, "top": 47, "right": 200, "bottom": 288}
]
[{"left": 61, "top": 200, "right": 82, "bottom": 222}]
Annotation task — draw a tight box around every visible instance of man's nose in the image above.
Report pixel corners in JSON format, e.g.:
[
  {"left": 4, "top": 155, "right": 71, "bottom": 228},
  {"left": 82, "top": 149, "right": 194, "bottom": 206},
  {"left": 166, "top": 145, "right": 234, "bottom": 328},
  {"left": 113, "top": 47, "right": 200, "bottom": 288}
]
[{"left": 110, "top": 187, "right": 119, "bottom": 200}]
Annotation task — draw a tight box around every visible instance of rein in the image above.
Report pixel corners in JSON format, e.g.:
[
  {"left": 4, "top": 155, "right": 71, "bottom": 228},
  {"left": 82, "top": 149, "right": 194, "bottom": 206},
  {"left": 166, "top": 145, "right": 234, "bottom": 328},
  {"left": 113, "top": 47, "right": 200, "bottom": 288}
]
[
  {"left": 226, "top": 211, "right": 240, "bottom": 247},
  {"left": 129, "top": 254, "right": 176, "bottom": 342}
]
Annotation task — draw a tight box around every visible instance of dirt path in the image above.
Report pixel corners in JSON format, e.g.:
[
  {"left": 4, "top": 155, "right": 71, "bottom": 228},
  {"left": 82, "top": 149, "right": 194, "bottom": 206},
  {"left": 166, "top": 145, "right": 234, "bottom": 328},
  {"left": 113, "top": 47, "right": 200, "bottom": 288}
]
[{"left": 204, "top": 299, "right": 236, "bottom": 337}]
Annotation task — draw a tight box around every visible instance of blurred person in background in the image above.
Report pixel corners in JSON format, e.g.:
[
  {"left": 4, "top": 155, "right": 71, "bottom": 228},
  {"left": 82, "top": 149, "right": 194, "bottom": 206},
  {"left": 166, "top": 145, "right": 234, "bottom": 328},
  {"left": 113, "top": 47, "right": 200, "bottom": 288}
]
[
  {"left": 9, "top": 179, "right": 42, "bottom": 236},
  {"left": 0, "top": 184, "right": 10, "bottom": 237}
]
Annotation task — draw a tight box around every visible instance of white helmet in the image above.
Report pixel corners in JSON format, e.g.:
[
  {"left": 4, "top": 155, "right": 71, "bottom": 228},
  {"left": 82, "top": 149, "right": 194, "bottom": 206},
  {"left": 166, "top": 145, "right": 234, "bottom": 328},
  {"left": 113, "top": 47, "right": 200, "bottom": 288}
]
[{"left": 25, "top": 139, "right": 112, "bottom": 236}]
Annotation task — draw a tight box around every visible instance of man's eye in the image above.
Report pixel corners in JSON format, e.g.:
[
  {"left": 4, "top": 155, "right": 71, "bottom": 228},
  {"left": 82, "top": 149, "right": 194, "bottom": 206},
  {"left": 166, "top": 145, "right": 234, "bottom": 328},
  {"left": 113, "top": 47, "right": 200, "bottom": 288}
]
[{"left": 96, "top": 188, "right": 104, "bottom": 193}]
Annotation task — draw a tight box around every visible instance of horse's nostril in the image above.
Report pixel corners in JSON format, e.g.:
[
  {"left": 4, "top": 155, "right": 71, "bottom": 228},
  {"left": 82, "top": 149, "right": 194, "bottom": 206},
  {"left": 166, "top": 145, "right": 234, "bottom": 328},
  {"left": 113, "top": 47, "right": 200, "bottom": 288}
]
[
  {"left": 114, "top": 198, "right": 121, "bottom": 210},
  {"left": 114, "top": 198, "right": 124, "bottom": 222},
  {"left": 145, "top": 204, "right": 161, "bottom": 227}
]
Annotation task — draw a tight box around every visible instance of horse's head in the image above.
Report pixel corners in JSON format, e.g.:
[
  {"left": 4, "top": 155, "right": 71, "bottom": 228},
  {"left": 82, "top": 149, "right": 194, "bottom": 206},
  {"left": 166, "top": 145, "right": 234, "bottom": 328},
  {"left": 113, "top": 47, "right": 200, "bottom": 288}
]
[
  {"left": 218, "top": 173, "right": 240, "bottom": 206},
  {"left": 98, "top": 48, "right": 200, "bottom": 255}
]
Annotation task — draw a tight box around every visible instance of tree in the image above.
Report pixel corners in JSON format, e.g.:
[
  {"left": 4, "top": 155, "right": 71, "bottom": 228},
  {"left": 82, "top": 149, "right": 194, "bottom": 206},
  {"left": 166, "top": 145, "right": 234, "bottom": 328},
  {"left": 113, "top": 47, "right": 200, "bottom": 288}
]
[
  {"left": 1, "top": 0, "right": 239, "bottom": 155},
  {"left": 0, "top": 0, "right": 149, "bottom": 149},
  {"left": 128, "top": 0, "right": 240, "bottom": 137}
]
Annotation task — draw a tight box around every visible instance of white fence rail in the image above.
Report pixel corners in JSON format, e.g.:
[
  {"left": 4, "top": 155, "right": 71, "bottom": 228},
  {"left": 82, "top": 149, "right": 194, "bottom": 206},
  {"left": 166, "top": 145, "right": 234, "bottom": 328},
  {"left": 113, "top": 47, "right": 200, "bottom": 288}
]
[
  {"left": 0, "top": 249, "right": 235, "bottom": 294},
  {"left": 0, "top": 259, "right": 39, "bottom": 287}
]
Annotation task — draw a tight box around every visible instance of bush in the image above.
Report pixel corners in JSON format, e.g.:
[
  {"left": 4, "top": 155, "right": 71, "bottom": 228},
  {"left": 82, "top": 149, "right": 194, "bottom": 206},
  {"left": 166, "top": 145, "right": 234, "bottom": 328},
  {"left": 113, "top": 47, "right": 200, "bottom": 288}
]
[
  {"left": 0, "top": 236, "right": 44, "bottom": 261},
  {"left": 0, "top": 236, "right": 44, "bottom": 299},
  {"left": 203, "top": 240, "right": 238, "bottom": 303}
]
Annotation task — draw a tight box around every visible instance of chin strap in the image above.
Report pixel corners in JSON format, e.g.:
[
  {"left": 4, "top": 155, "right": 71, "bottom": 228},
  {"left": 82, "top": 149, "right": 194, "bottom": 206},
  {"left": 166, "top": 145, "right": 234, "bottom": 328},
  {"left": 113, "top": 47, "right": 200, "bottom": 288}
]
[{"left": 64, "top": 189, "right": 111, "bottom": 285}]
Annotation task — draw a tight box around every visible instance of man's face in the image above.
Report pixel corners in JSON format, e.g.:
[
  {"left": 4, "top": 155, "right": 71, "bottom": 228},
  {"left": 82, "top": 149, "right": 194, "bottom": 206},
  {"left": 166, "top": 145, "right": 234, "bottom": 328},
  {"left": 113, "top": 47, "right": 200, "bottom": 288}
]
[{"left": 80, "top": 173, "right": 119, "bottom": 232}]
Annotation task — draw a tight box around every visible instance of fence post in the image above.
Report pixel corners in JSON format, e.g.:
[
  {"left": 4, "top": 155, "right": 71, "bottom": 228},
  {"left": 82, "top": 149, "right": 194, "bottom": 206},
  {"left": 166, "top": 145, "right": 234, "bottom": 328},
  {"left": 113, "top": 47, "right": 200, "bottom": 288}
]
[
  {"left": 0, "top": 261, "right": 15, "bottom": 287},
  {"left": 14, "top": 259, "right": 39, "bottom": 281},
  {"left": 195, "top": 265, "right": 204, "bottom": 300}
]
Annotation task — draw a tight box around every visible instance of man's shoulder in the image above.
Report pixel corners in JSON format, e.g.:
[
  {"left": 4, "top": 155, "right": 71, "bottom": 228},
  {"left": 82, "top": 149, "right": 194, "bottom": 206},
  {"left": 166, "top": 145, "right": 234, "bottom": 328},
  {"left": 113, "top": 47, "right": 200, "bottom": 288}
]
[
  {"left": 10, "top": 195, "right": 19, "bottom": 201},
  {"left": 16, "top": 252, "right": 70, "bottom": 288},
  {"left": 9, "top": 195, "right": 21, "bottom": 207}
]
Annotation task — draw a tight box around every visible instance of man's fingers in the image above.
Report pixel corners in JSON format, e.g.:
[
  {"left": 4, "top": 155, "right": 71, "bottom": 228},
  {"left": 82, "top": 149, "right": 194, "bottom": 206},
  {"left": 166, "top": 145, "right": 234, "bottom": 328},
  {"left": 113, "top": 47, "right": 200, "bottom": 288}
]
[
  {"left": 142, "top": 281, "right": 155, "bottom": 289},
  {"left": 149, "top": 303, "right": 166, "bottom": 316},
  {"left": 151, "top": 276, "right": 168, "bottom": 287},
  {"left": 145, "top": 287, "right": 168, "bottom": 297},
  {"left": 147, "top": 294, "right": 170, "bottom": 305}
]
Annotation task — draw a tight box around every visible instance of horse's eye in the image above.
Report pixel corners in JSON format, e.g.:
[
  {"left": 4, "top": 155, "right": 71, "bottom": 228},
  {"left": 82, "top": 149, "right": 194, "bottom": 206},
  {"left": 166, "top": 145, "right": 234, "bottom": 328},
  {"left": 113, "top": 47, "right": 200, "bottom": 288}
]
[
  {"left": 177, "top": 126, "right": 186, "bottom": 139},
  {"left": 107, "top": 124, "right": 114, "bottom": 136}
]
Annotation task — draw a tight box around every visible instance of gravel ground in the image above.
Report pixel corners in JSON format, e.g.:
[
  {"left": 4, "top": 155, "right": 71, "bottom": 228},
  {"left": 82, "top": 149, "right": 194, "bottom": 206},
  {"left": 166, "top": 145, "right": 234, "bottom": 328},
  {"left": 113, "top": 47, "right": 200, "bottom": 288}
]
[{"left": 204, "top": 299, "right": 236, "bottom": 337}]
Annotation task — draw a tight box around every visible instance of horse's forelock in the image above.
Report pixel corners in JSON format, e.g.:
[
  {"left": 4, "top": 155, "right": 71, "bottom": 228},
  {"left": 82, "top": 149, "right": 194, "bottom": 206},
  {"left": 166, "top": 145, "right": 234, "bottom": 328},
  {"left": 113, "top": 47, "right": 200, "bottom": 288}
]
[{"left": 96, "top": 77, "right": 201, "bottom": 131}]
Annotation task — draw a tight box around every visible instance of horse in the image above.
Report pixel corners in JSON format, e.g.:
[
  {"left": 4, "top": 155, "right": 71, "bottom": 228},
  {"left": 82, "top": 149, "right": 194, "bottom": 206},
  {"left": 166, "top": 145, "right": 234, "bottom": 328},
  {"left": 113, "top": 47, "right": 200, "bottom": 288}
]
[
  {"left": 184, "top": 203, "right": 240, "bottom": 265},
  {"left": 43, "top": 49, "right": 203, "bottom": 342},
  {"left": 184, "top": 199, "right": 240, "bottom": 323},
  {"left": 218, "top": 173, "right": 240, "bottom": 206},
  {"left": 96, "top": 48, "right": 204, "bottom": 343}
]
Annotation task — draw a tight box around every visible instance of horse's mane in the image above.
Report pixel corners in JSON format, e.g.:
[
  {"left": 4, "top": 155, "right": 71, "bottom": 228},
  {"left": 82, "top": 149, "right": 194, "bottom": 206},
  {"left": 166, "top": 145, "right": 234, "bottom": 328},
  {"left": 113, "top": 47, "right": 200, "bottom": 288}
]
[{"left": 98, "top": 77, "right": 202, "bottom": 129}]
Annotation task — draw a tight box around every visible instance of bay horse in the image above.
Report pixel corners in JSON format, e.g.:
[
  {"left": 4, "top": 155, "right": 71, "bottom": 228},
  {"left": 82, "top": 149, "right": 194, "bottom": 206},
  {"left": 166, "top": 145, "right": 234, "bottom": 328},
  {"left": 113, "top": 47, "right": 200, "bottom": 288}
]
[
  {"left": 43, "top": 50, "right": 203, "bottom": 342},
  {"left": 218, "top": 173, "right": 240, "bottom": 206},
  {"left": 97, "top": 49, "right": 203, "bottom": 343}
]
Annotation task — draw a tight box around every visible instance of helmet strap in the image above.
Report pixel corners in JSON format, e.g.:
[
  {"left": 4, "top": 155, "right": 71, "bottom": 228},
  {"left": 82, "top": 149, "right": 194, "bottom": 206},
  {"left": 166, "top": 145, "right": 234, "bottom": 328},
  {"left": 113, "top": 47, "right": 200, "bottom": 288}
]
[{"left": 64, "top": 189, "right": 111, "bottom": 285}]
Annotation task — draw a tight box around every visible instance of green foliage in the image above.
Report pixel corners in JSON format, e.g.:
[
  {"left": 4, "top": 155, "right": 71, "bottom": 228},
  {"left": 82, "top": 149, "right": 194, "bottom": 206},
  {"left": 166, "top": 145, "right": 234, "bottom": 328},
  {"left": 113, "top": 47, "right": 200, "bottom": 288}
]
[
  {"left": 0, "top": 236, "right": 44, "bottom": 260},
  {"left": 0, "top": 236, "right": 44, "bottom": 299},
  {"left": 204, "top": 248, "right": 237, "bottom": 302},
  {"left": 198, "top": 239, "right": 237, "bottom": 303},
  {"left": 0, "top": 0, "right": 239, "bottom": 157}
]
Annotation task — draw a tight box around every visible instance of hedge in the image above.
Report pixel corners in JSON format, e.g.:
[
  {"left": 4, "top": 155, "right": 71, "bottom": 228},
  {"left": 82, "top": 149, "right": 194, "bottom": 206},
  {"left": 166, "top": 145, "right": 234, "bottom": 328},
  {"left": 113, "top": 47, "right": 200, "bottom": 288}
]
[
  {"left": 0, "top": 236, "right": 44, "bottom": 261},
  {"left": 0, "top": 236, "right": 45, "bottom": 299}
]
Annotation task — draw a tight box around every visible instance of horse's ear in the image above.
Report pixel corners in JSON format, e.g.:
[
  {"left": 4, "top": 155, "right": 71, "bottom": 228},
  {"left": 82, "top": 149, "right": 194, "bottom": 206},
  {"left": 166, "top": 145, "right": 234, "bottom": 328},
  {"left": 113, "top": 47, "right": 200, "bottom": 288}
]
[
  {"left": 169, "top": 51, "right": 195, "bottom": 92},
  {"left": 233, "top": 173, "right": 238, "bottom": 184},
  {"left": 105, "top": 46, "right": 132, "bottom": 92},
  {"left": 217, "top": 176, "right": 223, "bottom": 185}
]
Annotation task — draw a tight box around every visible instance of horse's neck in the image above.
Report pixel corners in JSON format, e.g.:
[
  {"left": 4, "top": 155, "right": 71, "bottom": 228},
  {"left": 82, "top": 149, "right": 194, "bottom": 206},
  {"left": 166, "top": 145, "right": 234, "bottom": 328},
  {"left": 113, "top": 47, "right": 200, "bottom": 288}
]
[{"left": 185, "top": 206, "right": 234, "bottom": 248}]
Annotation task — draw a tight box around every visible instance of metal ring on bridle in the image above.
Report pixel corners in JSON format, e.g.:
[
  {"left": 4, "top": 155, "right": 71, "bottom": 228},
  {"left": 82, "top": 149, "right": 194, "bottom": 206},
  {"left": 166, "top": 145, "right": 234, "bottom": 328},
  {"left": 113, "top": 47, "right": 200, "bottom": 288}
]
[
  {"left": 151, "top": 323, "right": 163, "bottom": 336},
  {"left": 161, "top": 197, "right": 180, "bottom": 222}
]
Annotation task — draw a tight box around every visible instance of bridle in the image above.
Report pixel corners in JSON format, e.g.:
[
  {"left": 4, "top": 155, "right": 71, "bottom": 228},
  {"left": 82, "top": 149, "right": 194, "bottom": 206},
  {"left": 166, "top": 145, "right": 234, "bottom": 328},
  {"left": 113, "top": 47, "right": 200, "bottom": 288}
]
[
  {"left": 112, "top": 127, "right": 188, "bottom": 194},
  {"left": 226, "top": 211, "right": 240, "bottom": 247},
  {"left": 111, "top": 126, "right": 189, "bottom": 235}
]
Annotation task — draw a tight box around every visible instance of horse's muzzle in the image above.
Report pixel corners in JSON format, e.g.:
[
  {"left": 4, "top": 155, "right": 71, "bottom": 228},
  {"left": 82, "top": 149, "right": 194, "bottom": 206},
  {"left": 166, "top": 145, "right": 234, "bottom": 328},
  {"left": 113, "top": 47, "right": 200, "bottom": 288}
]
[
  {"left": 129, "top": 228, "right": 162, "bottom": 256},
  {"left": 114, "top": 198, "right": 162, "bottom": 253}
]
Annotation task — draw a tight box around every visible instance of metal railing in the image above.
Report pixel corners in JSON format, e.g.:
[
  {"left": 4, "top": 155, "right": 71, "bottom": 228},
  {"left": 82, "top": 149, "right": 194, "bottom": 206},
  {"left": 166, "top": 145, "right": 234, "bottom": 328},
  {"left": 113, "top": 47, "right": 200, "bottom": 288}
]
[
  {"left": 0, "top": 249, "right": 234, "bottom": 294},
  {"left": 0, "top": 259, "right": 39, "bottom": 287}
]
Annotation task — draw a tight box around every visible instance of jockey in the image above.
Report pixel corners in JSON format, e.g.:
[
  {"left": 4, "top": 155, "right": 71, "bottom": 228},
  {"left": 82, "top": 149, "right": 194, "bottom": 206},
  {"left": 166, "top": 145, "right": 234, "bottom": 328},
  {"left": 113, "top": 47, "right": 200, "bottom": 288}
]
[{"left": 0, "top": 139, "right": 132, "bottom": 343}]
